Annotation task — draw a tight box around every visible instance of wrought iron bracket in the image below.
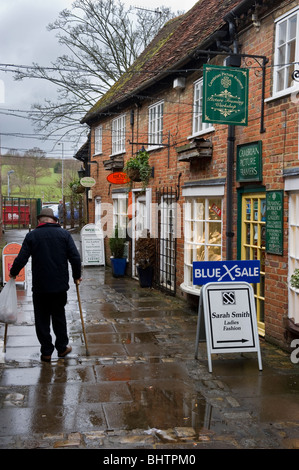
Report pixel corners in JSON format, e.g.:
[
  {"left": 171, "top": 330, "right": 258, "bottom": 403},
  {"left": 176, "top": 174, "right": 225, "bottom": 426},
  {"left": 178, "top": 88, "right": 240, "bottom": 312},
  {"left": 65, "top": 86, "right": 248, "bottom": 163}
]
[
  {"left": 191, "top": 49, "right": 269, "bottom": 133},
  {"left": 292, "top": 70, "right": 299, "bottom": 82}
]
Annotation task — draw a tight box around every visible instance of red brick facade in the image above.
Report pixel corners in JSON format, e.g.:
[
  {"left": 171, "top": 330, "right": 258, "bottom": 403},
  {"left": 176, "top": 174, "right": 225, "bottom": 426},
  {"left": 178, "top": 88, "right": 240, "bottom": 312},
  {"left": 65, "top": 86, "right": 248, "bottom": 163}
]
[{"left": 81, "top": 0, "right": 299, "bottom": 350}]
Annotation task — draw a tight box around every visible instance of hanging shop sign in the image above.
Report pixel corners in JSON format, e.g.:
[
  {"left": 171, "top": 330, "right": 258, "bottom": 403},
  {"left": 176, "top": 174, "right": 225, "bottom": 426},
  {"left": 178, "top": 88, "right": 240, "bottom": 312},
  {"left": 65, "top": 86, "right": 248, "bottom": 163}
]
[
  {"left": 193, "top": 260, "right": 260, "bottom": 285},
  {"left": 107, "top": 172, "right": 130, "bottom": 184},
  {"left": 266, "top": 190, "right": 284, "bottom": 255},
  {"left": 194, "top": 281, "right": 262, "bottom": 372},
  {"left": 80, "top": 177, "right": 96, "bottom": 187},
  {"left": 236, "top": 141, "right": 262, "bottom": 182},
  {"left": 202, "top": 64, "right": 249, "bottom": 126}
]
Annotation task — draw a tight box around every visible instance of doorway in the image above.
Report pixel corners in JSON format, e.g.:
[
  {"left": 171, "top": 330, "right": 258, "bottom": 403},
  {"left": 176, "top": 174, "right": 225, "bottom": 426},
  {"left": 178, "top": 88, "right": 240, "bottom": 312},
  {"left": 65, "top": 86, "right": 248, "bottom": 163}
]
[{"left": 241, "top": 192, "right": 266, "bottom": 335}]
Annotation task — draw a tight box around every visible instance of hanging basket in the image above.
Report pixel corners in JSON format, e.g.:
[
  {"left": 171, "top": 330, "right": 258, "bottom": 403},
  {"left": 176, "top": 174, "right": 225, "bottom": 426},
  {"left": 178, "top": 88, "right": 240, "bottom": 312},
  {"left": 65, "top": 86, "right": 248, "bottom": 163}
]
[
  {"left": 126, "top": 168, "right": 142, "bottom": 182},
  {"left": 72, "top": 184, "right": 85, "bottom": 194}
]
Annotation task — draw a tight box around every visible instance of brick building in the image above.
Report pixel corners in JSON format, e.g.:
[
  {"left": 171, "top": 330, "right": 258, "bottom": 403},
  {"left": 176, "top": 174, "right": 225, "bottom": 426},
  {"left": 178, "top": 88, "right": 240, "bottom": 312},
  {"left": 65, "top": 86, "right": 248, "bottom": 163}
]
[{"left": 79, "top": 0, "right": 299, "bottom": 349}]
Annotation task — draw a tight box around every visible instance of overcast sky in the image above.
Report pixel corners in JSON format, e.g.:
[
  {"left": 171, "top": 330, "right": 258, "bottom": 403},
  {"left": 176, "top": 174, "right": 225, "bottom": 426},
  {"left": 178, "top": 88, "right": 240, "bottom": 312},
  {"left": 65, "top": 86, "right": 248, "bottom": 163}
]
[{"left": 0, "top": 0, "right": 197, "bottom": 159}]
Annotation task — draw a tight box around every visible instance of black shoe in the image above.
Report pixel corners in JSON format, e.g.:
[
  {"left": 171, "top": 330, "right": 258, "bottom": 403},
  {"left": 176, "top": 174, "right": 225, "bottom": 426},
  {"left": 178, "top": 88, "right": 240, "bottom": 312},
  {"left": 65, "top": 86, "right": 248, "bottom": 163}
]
[
  {"left": 58, "top": 346, "right": 72, "bottom": 358},
  {"left": 41, "top": 355, "right": 51, "bottom": 363}
]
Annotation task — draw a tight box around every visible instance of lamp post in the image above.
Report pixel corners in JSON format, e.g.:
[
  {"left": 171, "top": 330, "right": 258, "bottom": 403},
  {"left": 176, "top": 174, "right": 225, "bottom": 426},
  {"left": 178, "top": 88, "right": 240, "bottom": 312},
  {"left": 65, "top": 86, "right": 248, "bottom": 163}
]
[
  {"left": 58, "top": 143, "right": 64, "bottom": 197},
  {"left": 7, "top": 170, "right": 14, "bottom": 197}
]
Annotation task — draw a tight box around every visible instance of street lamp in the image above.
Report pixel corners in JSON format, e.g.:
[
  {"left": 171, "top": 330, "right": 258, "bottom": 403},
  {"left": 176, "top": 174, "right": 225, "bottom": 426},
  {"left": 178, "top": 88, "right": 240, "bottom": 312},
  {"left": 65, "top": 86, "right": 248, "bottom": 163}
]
[
  {"left": 7, "top": 170, "right": 14, "bottom": 197},
  {"left": 58, "top": 142, "right": 64, "bottom": 197}
]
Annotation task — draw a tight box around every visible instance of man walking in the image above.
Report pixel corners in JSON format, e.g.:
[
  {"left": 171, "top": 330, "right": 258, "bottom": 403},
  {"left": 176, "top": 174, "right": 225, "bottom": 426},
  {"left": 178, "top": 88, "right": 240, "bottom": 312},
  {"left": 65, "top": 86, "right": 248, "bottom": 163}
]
[{"left": 10, "top": 207, "right": 82, "bottom": 362}]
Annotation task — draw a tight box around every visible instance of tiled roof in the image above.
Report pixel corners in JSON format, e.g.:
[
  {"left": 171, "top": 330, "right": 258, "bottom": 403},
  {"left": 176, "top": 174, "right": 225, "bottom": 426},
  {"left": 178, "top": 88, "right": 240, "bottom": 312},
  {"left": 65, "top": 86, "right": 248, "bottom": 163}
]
[{"left": 82, "top": 0, "right": 246, "bottom": 124}]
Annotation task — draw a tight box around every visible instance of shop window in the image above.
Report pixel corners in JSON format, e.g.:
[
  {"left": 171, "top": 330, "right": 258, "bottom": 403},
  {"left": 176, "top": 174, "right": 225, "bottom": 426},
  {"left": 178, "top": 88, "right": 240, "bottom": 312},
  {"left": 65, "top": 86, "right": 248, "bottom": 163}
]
[
  {"left": 112, "top": 193, "right": 127, "bottom": 237},
  {"left": 273, "top": 7, "right": 299, "bottom": 97},
  {"left": 112, "top": 114, "right": 126, "bottom": 155},
  {"left": 148, "top": 101, "right": 164, "bottom": 149},
  {"left": 183, "top": 196, "right": 223, "bottom": 291},
  {"left": 289, "top": 192, "right": 299, "bottom": 323}
]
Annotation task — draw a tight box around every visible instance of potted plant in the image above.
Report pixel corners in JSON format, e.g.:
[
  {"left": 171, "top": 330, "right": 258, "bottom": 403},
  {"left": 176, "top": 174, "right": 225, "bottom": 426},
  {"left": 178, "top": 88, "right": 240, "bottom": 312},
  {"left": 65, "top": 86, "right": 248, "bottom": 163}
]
[
  {"left": 290, "top": 269, "right": 299, "bottom": 291},
  {"left": 109, "top": 225, "right": 127, "bottom": 277},
  {"left": 124, "top": 149, "right": 152, "bottom": 189},
  {"left": 134, "top": 230, "right": 156, "bottom": 287}
]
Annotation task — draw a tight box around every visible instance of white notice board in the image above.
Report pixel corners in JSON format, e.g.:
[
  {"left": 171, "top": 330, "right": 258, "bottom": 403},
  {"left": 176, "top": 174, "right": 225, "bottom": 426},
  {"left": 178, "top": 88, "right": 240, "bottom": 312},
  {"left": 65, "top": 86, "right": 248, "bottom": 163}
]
[
  {"left": 81, "top": 224, "right": 105, "bottom": 266},
  {"left": 195, "top": 282, "right": 262, "bottom": 372}
]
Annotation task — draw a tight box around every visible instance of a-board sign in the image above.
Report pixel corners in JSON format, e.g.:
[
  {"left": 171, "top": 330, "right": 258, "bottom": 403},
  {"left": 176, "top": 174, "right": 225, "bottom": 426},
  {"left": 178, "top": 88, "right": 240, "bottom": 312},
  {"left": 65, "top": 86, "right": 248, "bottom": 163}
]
[
  {"left": 195, "top": 282, "right": 262, "bottom": 372},
  {"left": 2, "top": 243, "right": 26, "bottom": 286},
  {"left": 193, "top": 260, "right": 260, "bottom": 285},
  {"left": 80, "top": 224, "right": 105, "bottom": 266}
]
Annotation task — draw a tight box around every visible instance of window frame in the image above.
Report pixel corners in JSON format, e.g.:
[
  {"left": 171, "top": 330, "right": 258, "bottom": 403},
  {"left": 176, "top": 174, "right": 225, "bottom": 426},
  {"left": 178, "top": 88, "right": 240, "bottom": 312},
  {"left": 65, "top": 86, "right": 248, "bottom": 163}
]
[
  {"left": 191, "top": 78, "right": 214, "bottom": 137},
  {"left": 273, "top": 7, "right": 299, "bottom": 99},
  {"left": 148, "top": 101, "right": 164, "bottom": 150},
  {"left": 111, "top": 114, "right": 126, "bottom": 155},
  {"left": 94, "top": 124, "right": 102, "bottom": 155},
  {"left": 182, "top": 192, "right": 223, "bottom": 294}
]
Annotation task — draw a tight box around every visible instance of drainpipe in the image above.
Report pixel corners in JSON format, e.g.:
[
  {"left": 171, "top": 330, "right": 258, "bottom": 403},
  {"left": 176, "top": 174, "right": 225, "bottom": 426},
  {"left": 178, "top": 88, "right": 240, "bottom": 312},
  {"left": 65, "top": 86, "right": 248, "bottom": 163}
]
[{"left": 225, "top": 25, "right": 238, "bottom": 261}]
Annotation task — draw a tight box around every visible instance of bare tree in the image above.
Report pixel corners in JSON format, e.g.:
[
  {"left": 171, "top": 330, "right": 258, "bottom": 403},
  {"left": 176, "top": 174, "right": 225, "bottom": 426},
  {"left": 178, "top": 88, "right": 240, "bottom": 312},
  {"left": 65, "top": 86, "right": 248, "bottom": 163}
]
[{"left": 14, "top": 0, "right": 178, "bottom": 142}]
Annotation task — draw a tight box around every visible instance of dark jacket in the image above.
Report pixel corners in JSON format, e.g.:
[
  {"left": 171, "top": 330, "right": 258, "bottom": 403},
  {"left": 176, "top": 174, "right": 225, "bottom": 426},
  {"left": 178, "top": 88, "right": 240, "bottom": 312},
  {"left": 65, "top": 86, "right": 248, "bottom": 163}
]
[{"left": 10, "top": 223, "right": 81, "bottom": 293}]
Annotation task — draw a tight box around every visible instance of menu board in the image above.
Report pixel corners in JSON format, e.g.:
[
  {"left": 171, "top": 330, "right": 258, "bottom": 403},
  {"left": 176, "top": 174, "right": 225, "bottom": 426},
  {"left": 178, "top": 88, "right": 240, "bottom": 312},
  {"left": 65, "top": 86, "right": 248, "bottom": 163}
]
[
  {"left": 266, "top": 191, "right": 284, "bottom": 255},
  {"left": 80, "top": 224, "right": 105, "bottom": 266}
]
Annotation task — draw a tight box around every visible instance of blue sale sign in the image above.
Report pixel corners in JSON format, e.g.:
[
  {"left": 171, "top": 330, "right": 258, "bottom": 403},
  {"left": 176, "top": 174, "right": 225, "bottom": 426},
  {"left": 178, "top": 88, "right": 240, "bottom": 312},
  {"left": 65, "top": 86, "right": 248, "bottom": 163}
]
[{"left": 193, "top": 260, "right": 260, "bottom": 285}]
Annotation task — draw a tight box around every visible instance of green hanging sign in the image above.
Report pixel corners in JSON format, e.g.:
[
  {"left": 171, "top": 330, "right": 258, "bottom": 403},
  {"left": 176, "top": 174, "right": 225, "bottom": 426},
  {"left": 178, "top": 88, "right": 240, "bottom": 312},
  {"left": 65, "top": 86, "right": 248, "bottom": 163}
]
[
  {"left": 202, "top": 64, "right": 249, "bottom": 126},
  {"left": 266, "top": 190, "right": 284, "bottom": 256}
]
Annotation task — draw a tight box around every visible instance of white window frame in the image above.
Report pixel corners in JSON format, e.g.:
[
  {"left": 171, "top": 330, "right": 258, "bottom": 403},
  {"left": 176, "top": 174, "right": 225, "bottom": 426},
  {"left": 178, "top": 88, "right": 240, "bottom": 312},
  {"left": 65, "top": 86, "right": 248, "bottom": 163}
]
[
  {"left": 191, "top": 78, "right": 214, "bottom": 137},
  {"left": 94, "top": 125, "right": 102, "bottom": 155},
  {"left": 148, "top": 101, "right": 164, "bottom": 150},
  {"left": 288, "top": 191, "right": 299, "bottom": 323},
  {"left": 112, "top": 114, "right": 126, "bottom": 155},
  {"left": 181, "top": 184, "right": 224, "bottom": 295},
  {"left": 273, "top": 7, "right": 299, "bottom": 99}
]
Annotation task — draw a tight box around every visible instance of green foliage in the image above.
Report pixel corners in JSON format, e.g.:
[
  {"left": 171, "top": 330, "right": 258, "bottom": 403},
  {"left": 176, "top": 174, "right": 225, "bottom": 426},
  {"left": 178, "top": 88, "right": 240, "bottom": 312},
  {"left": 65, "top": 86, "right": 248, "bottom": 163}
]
[
  {"left": 124, "top": 150, "right": 152, "bottom": 189},
  {"left": 109, "top": 225, "right": 126, "bottom": 258},
  {"left": 290, "top": 269, "right": 299, "bottom": 289}
]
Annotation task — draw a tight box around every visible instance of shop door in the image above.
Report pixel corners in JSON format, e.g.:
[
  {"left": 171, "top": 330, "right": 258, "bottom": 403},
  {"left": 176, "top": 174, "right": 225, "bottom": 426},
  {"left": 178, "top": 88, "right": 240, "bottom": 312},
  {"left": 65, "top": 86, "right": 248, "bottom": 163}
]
[
  {"left": 241, "top": 193, "right": 266, "bottom": 336},
  {"left": 156, "top": 187, "right": 177, "bottom": 295}
]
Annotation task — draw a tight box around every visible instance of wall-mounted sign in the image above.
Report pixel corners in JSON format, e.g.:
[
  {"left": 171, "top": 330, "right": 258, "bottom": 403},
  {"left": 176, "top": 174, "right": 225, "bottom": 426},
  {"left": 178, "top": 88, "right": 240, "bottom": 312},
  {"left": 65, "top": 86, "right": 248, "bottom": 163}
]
[
  {"left": 80, "top": 177, "right": 96, "bottom": 187},
  {"left": 193, "top": 260, "right": 260, "bottom": 285},
  {"left": 266, "top": 190, "right": 284, "bottom": 255},
  {"left": 202, "top": 64, "right": 249, "bottom": 126},
  {"left": 107, "top": 172, "right": 130, "bottom": 184},
  {"left": 195, "top": 282, "right": 262, "bottom": 372},
  {"left": 236, "top": 141, "right": 262, "bottom": 182}
]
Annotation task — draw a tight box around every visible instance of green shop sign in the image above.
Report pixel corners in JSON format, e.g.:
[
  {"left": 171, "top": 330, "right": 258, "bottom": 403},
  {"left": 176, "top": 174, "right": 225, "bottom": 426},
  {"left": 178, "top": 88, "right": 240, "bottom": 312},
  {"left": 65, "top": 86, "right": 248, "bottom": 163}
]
[
  {"left": 203, "top": 64, "right": 249, "bottom": 126},
  {"left": 236, "top": 141, "right": 263, "bottom": 182},
  {"left": 266, "top": 190, "right": 284, "bottom": 256}
]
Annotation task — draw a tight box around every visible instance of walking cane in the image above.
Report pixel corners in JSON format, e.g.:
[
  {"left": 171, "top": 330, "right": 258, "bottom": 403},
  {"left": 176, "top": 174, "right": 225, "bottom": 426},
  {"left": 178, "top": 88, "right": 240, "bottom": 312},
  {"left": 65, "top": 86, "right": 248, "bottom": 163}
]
[{"left": 75, "top": 281, "right": 90, "bottom": 356}]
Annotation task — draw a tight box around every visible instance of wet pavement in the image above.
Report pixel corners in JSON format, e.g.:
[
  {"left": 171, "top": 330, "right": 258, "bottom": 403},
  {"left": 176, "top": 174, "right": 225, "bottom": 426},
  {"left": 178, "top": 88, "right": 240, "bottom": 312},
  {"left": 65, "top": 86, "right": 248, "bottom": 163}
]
[{"left": 1, "top": 230, "right": 299, "bottom": 450}]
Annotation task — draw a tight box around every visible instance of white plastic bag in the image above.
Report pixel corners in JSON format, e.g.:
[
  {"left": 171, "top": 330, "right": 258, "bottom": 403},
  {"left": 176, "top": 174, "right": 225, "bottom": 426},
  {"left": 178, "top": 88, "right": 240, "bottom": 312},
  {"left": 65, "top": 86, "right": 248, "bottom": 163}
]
[{"left": 0, "top": 279, "right": 18, "bottom": 324}]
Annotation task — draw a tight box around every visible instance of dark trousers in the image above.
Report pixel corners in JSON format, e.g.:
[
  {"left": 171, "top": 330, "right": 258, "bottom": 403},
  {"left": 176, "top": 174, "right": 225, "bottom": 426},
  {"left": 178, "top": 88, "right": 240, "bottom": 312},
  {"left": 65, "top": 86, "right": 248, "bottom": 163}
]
[{"left": 33, "top": 292, "right": 68, "bottom": 356}]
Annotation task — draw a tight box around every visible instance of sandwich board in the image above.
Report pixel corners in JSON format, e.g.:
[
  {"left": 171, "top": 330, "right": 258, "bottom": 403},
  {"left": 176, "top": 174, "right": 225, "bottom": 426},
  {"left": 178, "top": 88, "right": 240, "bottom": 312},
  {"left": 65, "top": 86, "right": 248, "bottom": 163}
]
[{"left": 195, "top": 281, "right": 262, "bottom": 373}]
